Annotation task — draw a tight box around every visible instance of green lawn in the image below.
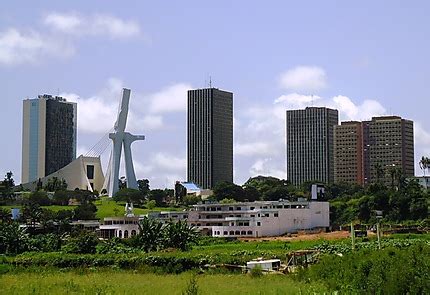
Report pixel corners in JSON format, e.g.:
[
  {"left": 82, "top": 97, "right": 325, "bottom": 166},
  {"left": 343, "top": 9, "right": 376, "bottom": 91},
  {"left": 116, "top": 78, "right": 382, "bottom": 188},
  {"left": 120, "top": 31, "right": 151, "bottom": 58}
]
[
  {"left": 0, "top": 270, "right": 328, "bottom": 294},
  {"left": 1, "top": 197, "right": 180, "bottom": 220}
]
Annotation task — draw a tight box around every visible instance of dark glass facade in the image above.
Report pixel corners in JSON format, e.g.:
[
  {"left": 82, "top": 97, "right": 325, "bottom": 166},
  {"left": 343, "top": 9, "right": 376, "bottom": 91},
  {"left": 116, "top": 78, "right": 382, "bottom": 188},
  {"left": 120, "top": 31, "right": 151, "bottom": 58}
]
[
  {"left": 45, "top": 98, "right": 76, "bottom": 176},
  {"left": 187, "top": 88, "right": 233, "bottom": 189}
]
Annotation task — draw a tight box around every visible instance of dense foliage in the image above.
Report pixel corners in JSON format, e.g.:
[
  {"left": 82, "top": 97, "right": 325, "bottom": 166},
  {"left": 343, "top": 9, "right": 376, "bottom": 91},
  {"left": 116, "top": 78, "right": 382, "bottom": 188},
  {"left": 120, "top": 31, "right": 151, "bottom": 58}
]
[{"left": 297, "top": 244, "right": 430, "bottom": 294}]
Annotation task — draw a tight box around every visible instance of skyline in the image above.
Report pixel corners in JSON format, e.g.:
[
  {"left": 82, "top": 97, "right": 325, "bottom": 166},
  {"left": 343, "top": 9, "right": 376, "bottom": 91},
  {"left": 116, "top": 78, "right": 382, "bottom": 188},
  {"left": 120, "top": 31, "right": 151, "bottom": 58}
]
[{"left": 1, "top": 1, "right": 430, "bottom": 188}]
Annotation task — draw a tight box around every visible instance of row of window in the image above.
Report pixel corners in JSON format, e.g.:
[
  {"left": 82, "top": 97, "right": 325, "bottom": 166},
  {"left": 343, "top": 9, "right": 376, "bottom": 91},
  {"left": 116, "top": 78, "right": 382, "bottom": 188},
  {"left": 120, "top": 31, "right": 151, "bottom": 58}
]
[{"left": 214, "top": 230, "right": 253, "bottom": 236}]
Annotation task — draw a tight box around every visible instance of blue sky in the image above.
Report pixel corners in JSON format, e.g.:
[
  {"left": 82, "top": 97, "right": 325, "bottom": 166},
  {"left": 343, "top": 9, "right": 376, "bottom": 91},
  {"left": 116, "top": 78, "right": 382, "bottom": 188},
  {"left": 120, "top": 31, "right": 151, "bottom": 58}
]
[{"left": 1, "top": 1, "right": 429, "bottom": 188}]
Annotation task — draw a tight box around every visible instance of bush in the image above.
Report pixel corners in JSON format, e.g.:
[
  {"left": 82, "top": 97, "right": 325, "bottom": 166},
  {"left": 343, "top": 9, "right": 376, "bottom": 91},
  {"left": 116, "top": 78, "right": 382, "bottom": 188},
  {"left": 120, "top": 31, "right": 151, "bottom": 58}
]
[
  {"left": 249, "top": 265, "right": 263, "bottom": 278},
  {"left": 182, "top": 274, "right": 199, "bottom": 295},
  {"left": 297, "top": 244, "right": 430, "bottom": 294},
  {"left": 62, "top": 232, "right": 99, "bottom": 254}
]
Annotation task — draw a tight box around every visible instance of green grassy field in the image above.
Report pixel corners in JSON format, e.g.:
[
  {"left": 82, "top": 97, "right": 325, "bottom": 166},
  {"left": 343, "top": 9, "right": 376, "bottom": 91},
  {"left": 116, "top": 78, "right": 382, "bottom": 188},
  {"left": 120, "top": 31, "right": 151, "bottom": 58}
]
[
  {"left": 1, "top": 197, "right": 180, "bottom": 219},
  {"left": 0, "top": 270, "right": 327, "bottom": 294}
]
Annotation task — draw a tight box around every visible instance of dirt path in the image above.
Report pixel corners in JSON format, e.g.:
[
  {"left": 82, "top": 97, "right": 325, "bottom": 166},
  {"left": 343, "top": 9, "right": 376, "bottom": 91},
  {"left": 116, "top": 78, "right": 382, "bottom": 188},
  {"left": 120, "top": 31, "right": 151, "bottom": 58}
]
[{"left": 240, "top": 230, "right": 351, "bottom": 242}]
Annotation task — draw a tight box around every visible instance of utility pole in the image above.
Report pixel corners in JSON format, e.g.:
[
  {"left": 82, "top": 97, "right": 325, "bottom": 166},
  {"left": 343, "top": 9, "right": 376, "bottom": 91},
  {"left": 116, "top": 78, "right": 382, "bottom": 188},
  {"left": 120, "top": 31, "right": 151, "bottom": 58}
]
[
  {"left": 375, "top": 210, "right": 383, "bottom": 250},
  {"left": 351, "top": 222, "right": 355, "bottom": 250}
]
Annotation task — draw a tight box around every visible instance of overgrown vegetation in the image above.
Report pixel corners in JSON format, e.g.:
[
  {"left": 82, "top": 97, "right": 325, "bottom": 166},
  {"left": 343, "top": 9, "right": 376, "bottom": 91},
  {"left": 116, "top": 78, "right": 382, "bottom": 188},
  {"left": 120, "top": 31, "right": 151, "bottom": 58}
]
[{"left": 296, "top": 244, "right": 430, "bottom": 294}]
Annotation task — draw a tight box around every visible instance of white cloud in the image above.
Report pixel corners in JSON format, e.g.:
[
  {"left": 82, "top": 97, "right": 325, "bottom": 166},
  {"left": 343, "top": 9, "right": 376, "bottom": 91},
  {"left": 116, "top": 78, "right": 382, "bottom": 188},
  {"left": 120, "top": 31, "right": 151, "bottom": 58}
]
[
  {"left": 152, "top": 152, "right": 186, "bottom": 172},
  {"left": 279, "top": 66, "right": 327, "bottom": 92},
  {"left": 235, "top": 142, "right": 274, "bottom": 157},
  {"left": 44, "top": 12, "right": 141, "bottom": 39},
  {"left": 0, "top": 28, "right": 73, "bottom": 65},
  {"left": 249, "top": 158, "right": 285, "bottom": 179},
  {"left": 149, "top": 83, "right": 192, "bottom": 113}
]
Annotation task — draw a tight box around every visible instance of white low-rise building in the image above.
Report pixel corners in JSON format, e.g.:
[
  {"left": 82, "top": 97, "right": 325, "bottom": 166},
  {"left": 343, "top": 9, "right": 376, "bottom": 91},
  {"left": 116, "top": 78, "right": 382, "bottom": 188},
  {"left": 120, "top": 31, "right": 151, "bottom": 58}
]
[
  {"left": 187, "top": 200, "right": 329, "bottom": 238},
  {"left": 99, "top": 216, "right": 140, "bottom": 239}
]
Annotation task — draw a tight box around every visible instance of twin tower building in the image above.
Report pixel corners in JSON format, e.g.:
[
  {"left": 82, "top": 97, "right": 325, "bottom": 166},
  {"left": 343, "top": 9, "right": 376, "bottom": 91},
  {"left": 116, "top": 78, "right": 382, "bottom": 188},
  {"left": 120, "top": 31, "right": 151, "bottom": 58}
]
[{"left": 21, "top": 89, "right": 414, "bottom": 190}]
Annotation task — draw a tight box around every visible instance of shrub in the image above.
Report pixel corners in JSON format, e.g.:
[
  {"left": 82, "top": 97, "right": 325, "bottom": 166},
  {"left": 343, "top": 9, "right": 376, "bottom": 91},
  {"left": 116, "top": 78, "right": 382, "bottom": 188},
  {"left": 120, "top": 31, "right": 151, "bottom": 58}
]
[
  {"left": 62, "top": 232, "right": 99, "bottom": 254},
  {"left": 182, "top": 274, "right": 199, "bottom": 295},
  {"left": 249, "top": 265, "right": 263, "bottom": 278}
]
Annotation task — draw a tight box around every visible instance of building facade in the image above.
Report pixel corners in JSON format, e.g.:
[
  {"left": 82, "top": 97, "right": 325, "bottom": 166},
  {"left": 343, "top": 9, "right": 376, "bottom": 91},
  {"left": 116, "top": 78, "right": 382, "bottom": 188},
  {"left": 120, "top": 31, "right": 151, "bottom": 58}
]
[
  {"left": 286, "top": 107, "right": 339, "bottom": 186},
  {"left": 188, "top": 200, "right": 329, "bottom": 238},
  {"left": 22, "top": 95, "right": 77, "bottom": 183},
  {"left": 187, "top": 88, "right": 233, "bottom": 189},
  {"left": 334, "top": 121, "right": 364, "bottom": 185},
  {"left": 367, "top": 116, "right": 414, "bottom": 184},
  {"left": 333, "top": 116, "right": 414, "bottom": 185}
]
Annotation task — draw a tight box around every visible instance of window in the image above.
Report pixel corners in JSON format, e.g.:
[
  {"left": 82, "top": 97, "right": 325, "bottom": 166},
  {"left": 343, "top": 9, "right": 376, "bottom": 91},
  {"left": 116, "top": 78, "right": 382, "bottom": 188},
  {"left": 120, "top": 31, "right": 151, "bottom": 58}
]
[
  {"left": 86, "top": 165, "right": 95, "bottom": 179},
  {"left": 224, "top": 231, "right": 228, "bottom": 235},
  {"left": 274, "top": 213, "right": 279, "bottom": 217},
  {"left": 235, "top": 230, "right": 240, "bottom": 235},
  {"left": 247, "top": 231, "right": 253, "bottom": 235},
  {"left": 257, "top": 222, "right": 261, "bottom": 226},
  {"left": 241, "top": 231, "right": 246, "bottom": 235},
  {"left": 124, "top": 230, "right": 129, "bottom": 239},
  {"left": 229, "top": 231, "right": 234, "bottom": 235},
  {"left": 131, "top": 230, "right": 136, "bottom": 236}
]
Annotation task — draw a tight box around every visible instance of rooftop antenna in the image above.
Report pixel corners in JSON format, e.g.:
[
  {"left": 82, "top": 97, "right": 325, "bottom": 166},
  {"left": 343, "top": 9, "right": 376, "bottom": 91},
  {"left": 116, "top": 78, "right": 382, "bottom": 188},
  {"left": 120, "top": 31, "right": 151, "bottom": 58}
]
[{"left": 209, "top": 76, "right": 212, "bottom": 88}]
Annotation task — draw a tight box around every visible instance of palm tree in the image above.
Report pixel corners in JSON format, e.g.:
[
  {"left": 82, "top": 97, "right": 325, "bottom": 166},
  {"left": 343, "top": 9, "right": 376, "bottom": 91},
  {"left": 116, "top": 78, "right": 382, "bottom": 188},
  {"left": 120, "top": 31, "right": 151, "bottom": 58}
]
[{"left": 419, "top": 156, "right": 430, "bottom": 176}]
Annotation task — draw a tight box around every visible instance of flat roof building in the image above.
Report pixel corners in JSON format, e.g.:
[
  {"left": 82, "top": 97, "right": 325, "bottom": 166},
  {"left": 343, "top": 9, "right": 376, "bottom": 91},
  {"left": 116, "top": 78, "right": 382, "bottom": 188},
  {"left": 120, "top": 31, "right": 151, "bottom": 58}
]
[
  {"left": 22, "top": 95, "right": 77, "bottom": 183},
  {"left": 286, "top": 107, "right": 339, "bottom": 186},
  {"left": 333, "top": 116, "right": 414, "bottom": 185},
  {"left": 187, "top": 88, "right": 233, "bottom": 189},
  {"left": 367, "top": 116, "right": 414, "bottom": 184},
  {"left": 334, "top": 121, "right": 364, "bottom": 185}
]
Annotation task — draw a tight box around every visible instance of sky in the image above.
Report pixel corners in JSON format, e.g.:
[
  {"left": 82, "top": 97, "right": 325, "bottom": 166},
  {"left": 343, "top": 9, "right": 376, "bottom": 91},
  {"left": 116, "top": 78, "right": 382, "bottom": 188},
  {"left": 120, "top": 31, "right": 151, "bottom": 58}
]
[{"left": 1, "top": 1, "right": 430, "bottom": 188}]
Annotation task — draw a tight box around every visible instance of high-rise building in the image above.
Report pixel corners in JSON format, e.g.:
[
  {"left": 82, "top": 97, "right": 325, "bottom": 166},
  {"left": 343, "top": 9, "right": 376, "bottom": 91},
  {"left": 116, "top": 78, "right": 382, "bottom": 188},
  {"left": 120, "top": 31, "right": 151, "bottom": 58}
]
[
  {"left": 187, "top": 88, "right": 233, "bottom": 189},
  {"left": 334, "top": 121, "right": 364, "bottom": 185},
  {"left": 333, "top": 116, "right": 414, "bottom": 185},
  {"left": 286, "top": 107, "right": 339, "bottom": 186},
  {"left": 367, "top": 116, "right": 414, "bottom": 184},
  {"left": 22, "top": 95, "right": 77, "bottom": 183}
]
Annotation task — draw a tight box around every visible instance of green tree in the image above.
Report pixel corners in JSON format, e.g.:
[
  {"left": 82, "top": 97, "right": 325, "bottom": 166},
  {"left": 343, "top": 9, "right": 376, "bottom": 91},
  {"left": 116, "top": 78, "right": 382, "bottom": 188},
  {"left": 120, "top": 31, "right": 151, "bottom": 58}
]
[
  {"left": 148, "top": 189, "right": 168, "bottom": 207},
  {"left": 164, "top": 220, "right": 199, "bottom": 251},
  {"left": 28, "top": 190, "right": 51, "bottom": 206},
  {"left": 419, "top": 156, "right": 430, "bottom": 176},
  {"left": 0, "top": 222, "right": 29, "bottom": 254},
  {"left": 62, "top": 231, "right": 99, "bottom": 254},
  {"left": 213, "top": 181, "right": 246, "bottom": 202},
  {"left": 114, "top": 188, "right": 146, "bottom": 206},
  {"left": 137, "top": 179, "right": 150, "bottom": 195},
  {"left": 44, "top": 177, "right": 67, "bottom": 192},
  {"left": 131, "top": 216, "right": 164, "bottom": 252},
  {"left": 146, "top": 199, "right": 156, "bottom": 210},
  {"left": 73, "top": 202, "right": 97, "bottom": 220},
  {"left": 52, "top": 190, "right": 72, "bottom": 206}
]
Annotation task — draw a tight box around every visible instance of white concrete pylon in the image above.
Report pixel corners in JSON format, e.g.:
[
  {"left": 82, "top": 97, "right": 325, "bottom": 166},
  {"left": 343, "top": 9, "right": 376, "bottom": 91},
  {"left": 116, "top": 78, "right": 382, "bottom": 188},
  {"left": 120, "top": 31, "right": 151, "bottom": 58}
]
[{"left": 103, "top": 88, "right": 144, "bottom": 197}]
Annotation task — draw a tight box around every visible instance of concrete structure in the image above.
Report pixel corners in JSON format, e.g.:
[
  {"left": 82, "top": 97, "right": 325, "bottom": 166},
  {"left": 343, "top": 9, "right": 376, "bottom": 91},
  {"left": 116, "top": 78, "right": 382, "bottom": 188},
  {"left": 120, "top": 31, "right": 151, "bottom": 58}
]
[
  {"left": 367, "top": 116, "right": 414, "bottom": 184},
  {"left": 22, "top": 95, "right": 77, "bottom": 183},
  {"left": 103, "top": 89, "right": 145, "bottom": 197},
  {"left": 99, "top": 216, "right": 140, "bottom": 239},
  {"left": 333, "top": 116, "right": 414, "bottom": 185},
  {"left": 187, "top": 88, "right": 233, "bottom": 189},
  {"left": 286, "top": 107, "right": 339, "bottom": 186},
  {"left": 334, "top": 121, "right": 364, "bottom": 185},
  {"left": 187, "top": 200, "right": 329, "bottom": 237},
  {"left": 247, "top": 259, "right": 281, "bottom": 271},
  {"left": 21, "top": 155, "right": 104, "bottom": 192}
]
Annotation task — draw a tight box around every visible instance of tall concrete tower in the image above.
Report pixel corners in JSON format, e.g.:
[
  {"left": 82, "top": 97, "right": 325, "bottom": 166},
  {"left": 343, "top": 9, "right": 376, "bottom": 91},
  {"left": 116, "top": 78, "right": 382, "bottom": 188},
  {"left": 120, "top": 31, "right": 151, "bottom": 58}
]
[
  {"left": 21, "top": 95, "right": 77, "bottom": 183},
  {"left": 187, "top": 88, "right": 233, "bottom": 189},
  {"left": 286, "top": 107, "right": 339, "bottom": 186},
  {"left": 103, "top": 88, "right": 145, "bottom": 197}
]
